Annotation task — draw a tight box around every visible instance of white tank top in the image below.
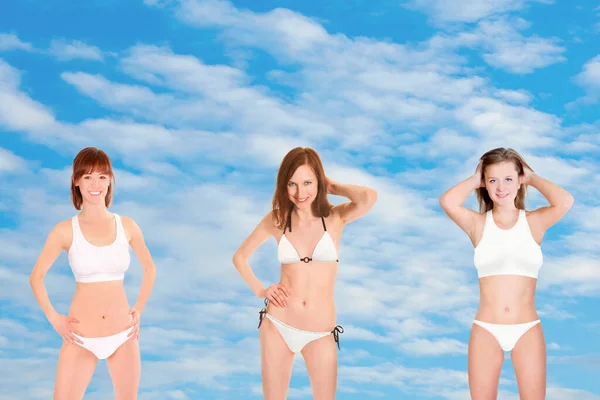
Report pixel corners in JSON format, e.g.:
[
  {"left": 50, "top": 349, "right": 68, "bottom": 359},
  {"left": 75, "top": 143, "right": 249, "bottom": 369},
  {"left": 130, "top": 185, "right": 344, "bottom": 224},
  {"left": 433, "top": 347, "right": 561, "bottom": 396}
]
[
  {"left": 67, "top": 213, "right": 131, "bottom": 283},
  {"left": 474, "top": 209, "right": 543, "bottom": 279}
]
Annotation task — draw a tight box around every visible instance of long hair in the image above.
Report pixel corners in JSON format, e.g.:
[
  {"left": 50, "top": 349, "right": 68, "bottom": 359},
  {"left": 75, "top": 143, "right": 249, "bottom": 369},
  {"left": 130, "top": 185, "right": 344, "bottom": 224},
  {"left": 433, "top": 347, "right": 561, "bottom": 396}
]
[
  {"left": 70, "top": 147, "right": 115, "bottom": 210},
  {"left": 272, "top": 147, "right": 332, "bottom": 230},
  {"left": 475, "top": 147, "right": 533, "bottom": 213}
]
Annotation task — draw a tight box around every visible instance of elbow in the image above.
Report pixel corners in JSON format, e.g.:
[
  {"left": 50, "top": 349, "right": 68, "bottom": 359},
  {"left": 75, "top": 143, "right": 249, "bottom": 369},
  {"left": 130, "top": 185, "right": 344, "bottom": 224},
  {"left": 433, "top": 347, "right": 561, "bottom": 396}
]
[
  {"left": 563, "top": 193, "right": 575, "bottom": 210},
  {"left": 439, "top": 194, "right": 451, "bottom": 211},
  {"left": 366, "top": 188, "right": 378, "bottom": 207},
  {"left": 29, "top": 273, "right": 41, "bottom": 288},
  {"left": 232, "top": 253, "right": 243, "bottom": 270}
]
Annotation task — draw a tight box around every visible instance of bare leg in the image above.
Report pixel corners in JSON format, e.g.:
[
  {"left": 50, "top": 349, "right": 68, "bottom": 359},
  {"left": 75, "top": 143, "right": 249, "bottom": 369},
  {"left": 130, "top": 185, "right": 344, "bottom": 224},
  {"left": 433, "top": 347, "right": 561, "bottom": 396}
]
[
  {"left": 511, "top": 323, "right": 546, "bottom": 400},
  {"left": 54, "top": 342, "right": 98, "bottom": 400},
  {"left": 302, "top": 334, "right": 338, "bottom": 400},
  {"left": 260, "top": 318, "right": 295, "bottom": 400},
  {"left": 106, "top": 338, "right": 141, "bottom": 400},
  {"left": 468, "top": 323, "right": 505, "bottom": 400}
]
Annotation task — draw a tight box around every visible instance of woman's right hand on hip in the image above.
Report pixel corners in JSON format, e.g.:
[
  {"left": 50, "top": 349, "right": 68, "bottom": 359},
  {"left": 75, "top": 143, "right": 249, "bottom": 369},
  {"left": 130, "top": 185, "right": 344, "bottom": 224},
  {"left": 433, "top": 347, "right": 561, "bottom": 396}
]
[
  {"left": 50, "top": 314, "right": 84, "bottom": 345},
  {"left": 260, "top": 284, "right": 290, "bottom": 308}
]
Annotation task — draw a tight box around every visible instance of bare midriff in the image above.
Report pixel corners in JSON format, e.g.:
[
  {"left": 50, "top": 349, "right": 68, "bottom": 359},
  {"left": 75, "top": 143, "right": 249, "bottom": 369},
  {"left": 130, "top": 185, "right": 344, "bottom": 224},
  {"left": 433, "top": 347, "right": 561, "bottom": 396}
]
[
  {"left": 68, "top": 280, "right": 131, "bottom": 338},
  {"left": 475, "top": 275, "right": 539, "bottom": 324},
  {"left": 266, "top": 261, "right": 338, "bottom": 331}
]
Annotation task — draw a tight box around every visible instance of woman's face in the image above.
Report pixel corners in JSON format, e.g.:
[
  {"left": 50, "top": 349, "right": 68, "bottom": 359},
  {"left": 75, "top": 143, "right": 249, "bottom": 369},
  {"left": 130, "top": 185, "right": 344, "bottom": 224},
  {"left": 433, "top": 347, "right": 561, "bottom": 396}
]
[
  {"left": 287, "top": 164, "right": 319, "bottom": 210},
  {"left": 74, "top": 170, "right": 111, "bottom": 207},
  {"left": 484, "top": 161, "right": 521, "bottom": 206}
]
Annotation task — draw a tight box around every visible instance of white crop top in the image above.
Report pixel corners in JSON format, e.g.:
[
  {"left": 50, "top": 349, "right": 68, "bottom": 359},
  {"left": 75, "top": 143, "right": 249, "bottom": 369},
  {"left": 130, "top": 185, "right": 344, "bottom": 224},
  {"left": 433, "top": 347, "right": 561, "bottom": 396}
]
[
  {"left": 68, "top": 213, "right": 131, "bottom": 283},
  {"left": 278, "top": 215, "right": 338, "bottom": 264},
  {"left": 474, "top": 209, "right": 543, "bottom": 279}
]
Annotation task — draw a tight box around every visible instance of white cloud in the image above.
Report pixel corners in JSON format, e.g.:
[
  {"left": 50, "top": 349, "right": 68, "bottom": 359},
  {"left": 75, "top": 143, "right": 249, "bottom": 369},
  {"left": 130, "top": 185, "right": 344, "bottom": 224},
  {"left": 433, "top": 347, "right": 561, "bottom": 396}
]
[
  {"left": 446, "top": 17, "right": 566, "bottom": 74},
  {"left": 567, "top": 55, "right": 600, "bottom": 110},
  {"left": 398, "top": 338, "right": 468, "bottom": 356},
  {"left": 546, "top": 387, "right": 600, "bottom": 400},
  {"left": 495, "top": 88, "right": 533, "bottom": 104},
  {"left": 48, "top": 38, "right": 105, "bottom": 61},
  {"left": 403, "top": 0, "right": 551, "bottom": 24},
  {"left": 0, "top": 60, "right": 58, "bottom": 133},
  {"left": 0, "top": 33, "right": 33, "bottom": 52},
  {"left": 574, "top": 55, "right": 600, "bottom": 91},
  {"left": 0, "top": 147, "right": 27, "bottom": 173},
  {"left": 455, "top": 96, "right": 562, "bottom": 149}
]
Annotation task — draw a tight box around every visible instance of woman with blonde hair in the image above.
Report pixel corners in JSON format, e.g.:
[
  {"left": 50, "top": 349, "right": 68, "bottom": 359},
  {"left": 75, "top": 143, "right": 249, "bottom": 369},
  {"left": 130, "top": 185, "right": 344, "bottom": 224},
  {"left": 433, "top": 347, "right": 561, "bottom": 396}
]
[
  {"left": 30, "top": 147, "right": 156, "bottom": 399},
  {"left": 440, "top": 147, "right": 574, "bottom": 399},
  {"left": 233, "top": 147, "right": 377, "bottom": 400}
]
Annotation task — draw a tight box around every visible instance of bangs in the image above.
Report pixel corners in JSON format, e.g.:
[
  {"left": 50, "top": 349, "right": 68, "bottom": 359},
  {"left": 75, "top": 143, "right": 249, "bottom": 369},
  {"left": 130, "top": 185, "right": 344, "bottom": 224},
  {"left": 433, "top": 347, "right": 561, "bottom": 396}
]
[{"left": 73, "top": 148, "right": 113, "bottom": 179}]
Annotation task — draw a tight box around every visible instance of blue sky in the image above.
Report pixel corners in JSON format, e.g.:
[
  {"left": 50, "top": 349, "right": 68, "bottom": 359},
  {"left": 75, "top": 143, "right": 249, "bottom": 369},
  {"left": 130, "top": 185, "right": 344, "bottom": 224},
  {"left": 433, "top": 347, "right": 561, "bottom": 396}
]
[{"left": 1, "top": 0, "right": 599, "bottom": 399}]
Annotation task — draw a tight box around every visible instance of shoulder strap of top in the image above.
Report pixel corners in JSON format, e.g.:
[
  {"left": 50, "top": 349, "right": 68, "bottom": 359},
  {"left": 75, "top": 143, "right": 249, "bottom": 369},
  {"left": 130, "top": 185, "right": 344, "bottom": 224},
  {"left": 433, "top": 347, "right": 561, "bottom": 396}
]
[
  {"left": 71, "top": 215, "right": 82, "bottom": 240},
  {"left": 113, "top": 213, "right": 127, "bottom": 241},
  {"left": 321, "top": 216, "right": 327, "bottom": 231},
  {"left": 483, "top": 210, "right": 495, "bottom": 232}
]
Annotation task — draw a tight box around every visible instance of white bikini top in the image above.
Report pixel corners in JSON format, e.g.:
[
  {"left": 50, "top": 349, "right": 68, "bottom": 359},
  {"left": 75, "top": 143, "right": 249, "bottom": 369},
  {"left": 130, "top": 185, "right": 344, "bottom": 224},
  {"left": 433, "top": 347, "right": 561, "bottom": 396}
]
[
  {"left": 68, "top": 213, "right": 131, "bottom": 283},
  {"left": 278, "top": 215, "right": 339, "bottom": 264},
  {"left": 474, "top": 209, "right": 543, "bottom": 279}
]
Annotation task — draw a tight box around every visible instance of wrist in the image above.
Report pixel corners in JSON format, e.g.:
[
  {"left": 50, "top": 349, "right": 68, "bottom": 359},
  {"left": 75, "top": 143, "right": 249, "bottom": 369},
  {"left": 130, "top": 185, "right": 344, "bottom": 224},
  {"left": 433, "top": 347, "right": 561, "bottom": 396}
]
[
  {"left": 469, "top": 175, "right": 482, "bottom": 189},
  {"left": 46, "top": 310, "right": 59, "bottom": 322},
  {"left": 526, "top": 172, "right": 538, "bottom": 186},
  {"left": 328, "top": 181, "right": 339, "bottom": 195}
]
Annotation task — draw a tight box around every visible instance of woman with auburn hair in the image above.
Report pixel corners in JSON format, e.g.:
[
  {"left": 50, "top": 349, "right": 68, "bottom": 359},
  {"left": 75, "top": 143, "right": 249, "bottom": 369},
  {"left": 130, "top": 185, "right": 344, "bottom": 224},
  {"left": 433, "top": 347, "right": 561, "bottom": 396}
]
[
  {"left": 440, "top": 147, "right": 574, "bottom": 399},
  {"left": 233, "top": 147, "right": 377, "bottom": 400},
  {"left": 29, "top": 147, "right": 156, "bottom": 399}
]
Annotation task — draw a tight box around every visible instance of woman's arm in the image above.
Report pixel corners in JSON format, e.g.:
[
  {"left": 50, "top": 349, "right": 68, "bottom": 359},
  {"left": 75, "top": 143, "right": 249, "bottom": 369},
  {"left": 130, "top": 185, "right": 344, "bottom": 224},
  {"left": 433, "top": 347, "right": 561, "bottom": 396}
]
[
  {"left": 524, "top": 169, "right": 574, "bottom": 232},
  {"left": 439, "top": 164, "right": 483, "bottom": 239},
  {"left": 232, "top": 212, "right": 289, "bottom": 307},
  {"left": 29, "top": 221, "right": 83, "bottom": 343},
  {"left": 123, "top": 216, "right": 156, "bottom": 315},
  {"left": 328, "top": 178, "right": 378, "bottom": 225},
  {"left": 29, "top": 222, "right": 67, "bottom": 321}
]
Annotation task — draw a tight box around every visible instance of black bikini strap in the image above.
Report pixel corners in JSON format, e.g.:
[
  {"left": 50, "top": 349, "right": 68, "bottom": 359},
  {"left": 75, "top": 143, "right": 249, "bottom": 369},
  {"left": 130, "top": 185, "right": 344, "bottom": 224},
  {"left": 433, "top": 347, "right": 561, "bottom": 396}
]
[
  {"left": 331, "top": 325, "right": 344, "bottom": 350},
  {"left": 258, "top": 298, "right": 269, "bottom": 329},
  {"left": 321, "top": 216, "right": 327, "bottom": 231}
]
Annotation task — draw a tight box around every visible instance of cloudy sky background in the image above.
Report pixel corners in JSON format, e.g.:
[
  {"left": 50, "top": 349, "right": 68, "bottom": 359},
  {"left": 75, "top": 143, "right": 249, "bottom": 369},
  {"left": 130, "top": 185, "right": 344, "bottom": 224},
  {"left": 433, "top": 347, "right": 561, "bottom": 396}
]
[{"left": 1, "top": 0, "right": 600, "bottom": 399}]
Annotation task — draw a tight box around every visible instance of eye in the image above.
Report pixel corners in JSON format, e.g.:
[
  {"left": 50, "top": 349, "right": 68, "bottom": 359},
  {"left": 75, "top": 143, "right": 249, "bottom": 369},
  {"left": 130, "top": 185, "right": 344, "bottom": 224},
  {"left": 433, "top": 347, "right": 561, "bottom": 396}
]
[
  {"left": 305, "top": 181, "right": 312, "bottom": 185},
  {"left": 506, "top": 178, "right": 512, "bottom": 182},
  {"left": 288, "top": 182, "right": 296, "bottom": 187},
  {"left": 489, "top": 179, "right": 496, "bottom": 183}
]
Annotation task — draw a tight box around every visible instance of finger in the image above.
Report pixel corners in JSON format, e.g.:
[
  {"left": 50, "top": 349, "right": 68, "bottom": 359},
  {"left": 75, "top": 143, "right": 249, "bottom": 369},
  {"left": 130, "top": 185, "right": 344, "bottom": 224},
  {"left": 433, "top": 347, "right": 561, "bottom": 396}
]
[
  {"left": 279, "top": 285, "right": 291, "bottom": 297},
  {"left": 73, "top": 330, "right": 84, "bottom": 337},
  {"left": 69, "top": 317, "right": 80, "bottom": 323},
  {"left": 277, "top": 287, "right": 288, "bottom": 299},
  {"left": 69, "top": 334, "right": 83, "bottom": 345},
  {"left": 270, "top": 296, "right": 281, "bottom": 307},
  {"left": 276, "top": 289, "right": 287, "bottom": 306}
]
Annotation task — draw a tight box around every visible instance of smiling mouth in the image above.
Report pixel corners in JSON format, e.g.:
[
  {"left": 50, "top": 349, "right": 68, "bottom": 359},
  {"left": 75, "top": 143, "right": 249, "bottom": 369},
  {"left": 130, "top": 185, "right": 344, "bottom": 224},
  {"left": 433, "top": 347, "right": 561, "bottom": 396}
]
[
  {"left": 296, "top": 196, "right": 309, "bottom": 203},
  {"left": 89, "top": 191, "right": 102, "bottom": 197},
  {"left": 496, "top": 193, "right": 509, "bottom": 198}
]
